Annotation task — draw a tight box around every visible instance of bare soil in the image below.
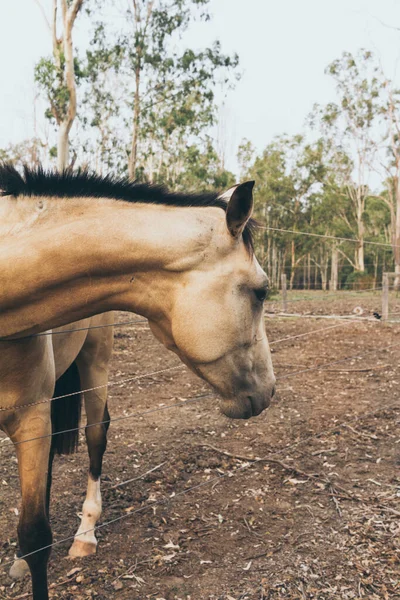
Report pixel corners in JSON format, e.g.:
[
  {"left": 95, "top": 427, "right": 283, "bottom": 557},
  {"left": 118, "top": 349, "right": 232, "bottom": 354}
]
[{"left": 1, "top": 293, "right": 400, "bottom": 600}]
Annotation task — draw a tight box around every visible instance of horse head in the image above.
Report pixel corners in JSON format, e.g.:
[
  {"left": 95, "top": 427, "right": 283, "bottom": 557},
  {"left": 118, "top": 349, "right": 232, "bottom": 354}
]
[{"left": 147, "top": 181, "right": 276, "bottom": 419}]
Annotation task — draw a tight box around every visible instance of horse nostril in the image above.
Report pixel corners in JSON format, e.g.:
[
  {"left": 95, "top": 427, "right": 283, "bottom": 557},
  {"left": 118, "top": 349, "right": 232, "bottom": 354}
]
[{"left": 271, "top": 385, "right": 276, "bottom": 398}]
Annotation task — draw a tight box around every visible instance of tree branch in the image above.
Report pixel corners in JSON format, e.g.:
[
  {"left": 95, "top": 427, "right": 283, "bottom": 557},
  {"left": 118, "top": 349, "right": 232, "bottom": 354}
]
[
  {"left": 67, "top": 0, "right": 84, "bottom": 27},
  {"left": 372, "top": 15, "right": 400, "bottom": 32},
  {"left": 34, "top": 0, "right": 52, "bottom": 31},
  {"left": 337, "top": 248, "right": 356, "bottom": 269},
  {"left": 201, "top": 444, "right": 319, "bottom": 480},
  {"left": 52, "top": 0, "right": 61, "bottom": 69}
]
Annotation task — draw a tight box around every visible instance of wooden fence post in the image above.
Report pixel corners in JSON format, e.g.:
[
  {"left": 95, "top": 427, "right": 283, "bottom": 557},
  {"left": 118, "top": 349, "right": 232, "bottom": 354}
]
[
  {"left": 281, "top": 273, "right": 287, "bottom": 313},
  {"left": 382, "top": 272, "right": 389, "bottom": 321}
]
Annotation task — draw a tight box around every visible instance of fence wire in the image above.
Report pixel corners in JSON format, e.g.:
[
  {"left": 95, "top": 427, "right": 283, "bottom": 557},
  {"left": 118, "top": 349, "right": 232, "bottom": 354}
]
[
  {"left": 259, "top": 225, "right": 398, "bottom": 250},
  {"left": 0, "top": 321, "right": 395, "bottom": 451},
  {"left": 3, "top": 379, "right": 398, "bottom": 569},
  {"left": 1, "top": 309, "right": 400, "bottom": 572},
  {"left": 0, "top": 364, "right": 184, "bottom": 414}
]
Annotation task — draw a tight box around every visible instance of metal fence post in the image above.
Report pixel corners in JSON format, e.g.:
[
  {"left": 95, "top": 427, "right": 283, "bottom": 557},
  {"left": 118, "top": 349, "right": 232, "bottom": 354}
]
[
  {"left": 281, "top": 274, "right": 287, "bottom": 313},
  {"left": 382, "top": 272, "right": 389, "bottom": 321}
]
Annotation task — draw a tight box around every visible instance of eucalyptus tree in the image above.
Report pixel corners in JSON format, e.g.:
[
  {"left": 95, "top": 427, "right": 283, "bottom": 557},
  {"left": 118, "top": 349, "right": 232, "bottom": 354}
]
[
  {"left": 238, "top": 137, "right": 295, "bottom": 287},
  {"left": 34, "top": 0, "right": 85, "bottom": 170},
  {"left": 79, "top": 22, "right": 126, "bottom": 173},
  {"left": 364, "top": 194, "right": 392, "bottom": 285},
  {"left": 125, "top": 0, "right": 239, "bottom": 179},
  {"left": 311, "top": 50, "right": 384, "bottom": 272},
  {"left": 66, "top": 0, "right": 239, "bottom": 181},
  {"left": 372, "top": 78, "right": 400, "bottom": 287},
  {"left": 239, "top": 135, "right": 326, "bottom": 288},
  {"left": 82, "top": 0, "right": 238, "bottom": 179}
]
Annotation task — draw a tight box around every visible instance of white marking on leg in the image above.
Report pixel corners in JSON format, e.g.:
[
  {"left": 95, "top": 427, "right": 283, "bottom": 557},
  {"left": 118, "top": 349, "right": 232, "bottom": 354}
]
[{"left": 69, "top": 476, "right": 101, "bottom": 558}]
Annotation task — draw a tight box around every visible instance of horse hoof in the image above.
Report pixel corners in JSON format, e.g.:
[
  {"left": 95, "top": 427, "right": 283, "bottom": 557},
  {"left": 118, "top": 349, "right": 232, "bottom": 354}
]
[
  {"left": 9, "top": 558, "right": 30, "bottom": 580},
  {"left": 68, "top": 539, "right": 97, "bottom": 558}
]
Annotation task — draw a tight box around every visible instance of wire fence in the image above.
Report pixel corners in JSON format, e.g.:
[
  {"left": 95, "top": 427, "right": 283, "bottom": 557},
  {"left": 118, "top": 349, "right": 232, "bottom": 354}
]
[
  {"left": 2, "top": 330, "right": 399, "bottom": 566},
  {"left": 2, "top": 327, "right": 382, "bottom": 450},
  {"left": 1, "top": 273, "right": 400, "bottom": 583},
  {"left": 259, "top": 225, "right": 398, "bottom": 250},
  {"left": 265, "top": 286, "right": 383, "bottom": 306}
]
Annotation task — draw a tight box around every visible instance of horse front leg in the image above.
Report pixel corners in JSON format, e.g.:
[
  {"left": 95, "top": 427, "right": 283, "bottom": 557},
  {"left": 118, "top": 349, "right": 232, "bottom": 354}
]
[
  {"left": 7, "top": 407, "right": 53, "bottom": 600},
  {"left": 68, "top": 364, "right": 110, "bottom": 558},
  {"left": 9, "top": 445, "right": 54, "bottom": 581}
]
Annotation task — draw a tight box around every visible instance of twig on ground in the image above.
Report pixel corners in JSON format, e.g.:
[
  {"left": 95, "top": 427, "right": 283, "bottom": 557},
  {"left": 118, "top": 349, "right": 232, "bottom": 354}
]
[
  {"left": 245, "top": 543, "right": 283, "bottom": 561},
  {"left": 343, "top": 424, "right": 378, "bottom": 440},
  {"left": 378, "top": 506, "right": 400, "bottom": 517},
  {"left": 329, "top": 485, "right": 343, "bottom": 517},
  {"left": 201, "top": 443, "right": 319, "bottom": 480},
  {"left": 243, "top": 517, "right": 265, "bottom": 539}
]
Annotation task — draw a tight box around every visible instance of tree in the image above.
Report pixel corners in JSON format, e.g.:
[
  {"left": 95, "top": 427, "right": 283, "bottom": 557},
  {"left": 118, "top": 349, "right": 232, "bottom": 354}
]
[
  {"left": 0, "top": 138, "right": 47, "bottom": 168},
  {"left": 79, "top": 22, "right": 125, "bottom": 173},
  {"left": 312, "top": 50, "right": 384, "bottom": 271},
  {"left": 85, "top": 0, "right": 239, "bottom": 180},
  {"left": 239, "top": 135, "right": 326, "bottom": 288},
  {"left": 34, "top": 0, "right": 85, "bottom": 170},
  {"left": 373, "top": 78, "right": 400, "bottom": 287}
]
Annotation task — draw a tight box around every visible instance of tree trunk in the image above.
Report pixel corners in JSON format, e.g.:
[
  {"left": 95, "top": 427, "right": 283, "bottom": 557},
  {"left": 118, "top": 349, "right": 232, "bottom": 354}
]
[
  {"left": 394, "top": 176, "right": 400, "bottom": 290},
  {"left": 290, "top": 240, "right": 295, "bottom": 290},
  {"left": 355, "top": 199, "right": 365, "bottom": 271},
  {"left": 356, "top": 240, "right": 365, "bottom": 272},
  {"left": 128, "top": 63, "right": 141, "bottom": 180},
  {"left": 58, "top": 122, "right": 70, "bottom": 170},
  {"left": 270, "top": 240, "right": 275, "bottom": 288},
  {"left": 373, "top": 253, "right": 378, "bottom": 290},
  {"left": 127, "top": 0, "right": 155, "bottom": 181},
  {"left": 322, "top": 254, "right": 329, "bottom": 292},
  {"left": 321, "top": 270, "right": 327, "bottom": 291},
  {"left": 330, "top": 245, "right": 338, "bottom": 291},
  {"left": 273, "top": 244, "right": 278, "bottom": 289},
  {"left": 57, "top": 0, "right": 83, "bottom": 171}
]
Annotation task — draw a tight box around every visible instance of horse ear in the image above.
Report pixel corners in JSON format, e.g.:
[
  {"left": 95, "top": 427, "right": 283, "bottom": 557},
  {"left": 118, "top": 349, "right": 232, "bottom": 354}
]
[{"left": 221, "top": 181, "right": 255, "bottom": 237}]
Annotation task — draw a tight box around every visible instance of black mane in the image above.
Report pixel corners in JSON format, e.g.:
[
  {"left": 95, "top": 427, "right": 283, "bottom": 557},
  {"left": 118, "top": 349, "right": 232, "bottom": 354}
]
[{"left": 0, "top": 163, "right": 255, "bottom": 251}]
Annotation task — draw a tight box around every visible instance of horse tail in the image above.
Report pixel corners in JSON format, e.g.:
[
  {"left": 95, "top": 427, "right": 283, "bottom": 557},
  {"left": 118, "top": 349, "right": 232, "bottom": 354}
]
[{"left": 51, "top": 361, "right": 82, "bottom": 455}]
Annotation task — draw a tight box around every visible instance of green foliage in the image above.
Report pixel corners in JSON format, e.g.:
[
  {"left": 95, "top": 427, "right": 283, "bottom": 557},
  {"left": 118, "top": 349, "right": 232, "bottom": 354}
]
[
  {"left": 75, "top": 0, "right": 239, "bottom": 177},
  {"left": 344, "top": 271, "right": 374, "bottom": 290},
  {"left": 27, "top": 6, "right": 400, "bottom": 288},
  {"left": 165, "top": 139, "right": 235, "bottom": 191},
  {"left": 35, "top": 54, "right": 86, "bottom": 125}
]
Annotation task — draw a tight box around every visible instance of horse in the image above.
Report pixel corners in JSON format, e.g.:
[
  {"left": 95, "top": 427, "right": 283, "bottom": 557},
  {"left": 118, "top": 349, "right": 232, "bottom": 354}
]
[
  {"left": 7, "top": 312, "right": 115, "bottom": 581},
  {"left": 0, "top": 164, "right": 276, "bottom": 600}
]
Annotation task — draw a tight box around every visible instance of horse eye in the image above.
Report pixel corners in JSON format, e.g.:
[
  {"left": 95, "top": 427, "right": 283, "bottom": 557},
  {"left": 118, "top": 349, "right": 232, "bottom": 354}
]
[{"left": 254, "top": 287, "right": 268, "bottom": 302}]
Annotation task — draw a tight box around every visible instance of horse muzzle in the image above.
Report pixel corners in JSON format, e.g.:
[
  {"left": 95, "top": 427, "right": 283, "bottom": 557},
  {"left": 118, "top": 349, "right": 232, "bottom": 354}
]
[{"left": 220, "top": 386, "right": 276, "bottom": 420}]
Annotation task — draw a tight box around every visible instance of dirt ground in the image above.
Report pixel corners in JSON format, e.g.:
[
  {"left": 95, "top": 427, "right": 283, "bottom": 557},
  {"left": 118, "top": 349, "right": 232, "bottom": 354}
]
[{"left": 0, "top": 292, "right": 400, "bottom": 599}]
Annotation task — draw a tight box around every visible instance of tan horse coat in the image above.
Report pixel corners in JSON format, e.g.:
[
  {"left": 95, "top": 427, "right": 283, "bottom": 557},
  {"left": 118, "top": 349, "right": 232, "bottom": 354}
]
[{"left": 0, "top": 167, "right": 275, "bottom": 600}]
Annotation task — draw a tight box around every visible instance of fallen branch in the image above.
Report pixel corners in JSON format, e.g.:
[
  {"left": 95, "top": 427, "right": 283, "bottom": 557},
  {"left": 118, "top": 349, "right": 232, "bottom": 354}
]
[
  {"left": 201, "top": 443, "right": 319, "bottom": 480},
  {"left": 378, "top": 505, "right": 400, "bottom": 517},
  {"left": 343, "top": 424, "right": 378, "bottom": 440}
]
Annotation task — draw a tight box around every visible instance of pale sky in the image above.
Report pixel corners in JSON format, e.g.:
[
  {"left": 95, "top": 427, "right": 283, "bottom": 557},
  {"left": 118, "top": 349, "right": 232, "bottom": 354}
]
[{"left": 1, "top": 0, "right": 400, "bottom": 175}]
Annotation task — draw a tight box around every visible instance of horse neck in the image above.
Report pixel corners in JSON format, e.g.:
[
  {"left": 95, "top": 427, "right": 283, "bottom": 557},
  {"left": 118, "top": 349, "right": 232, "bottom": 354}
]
[{"left": 0, "top": 196, "right": 220, "bottom": 338}]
